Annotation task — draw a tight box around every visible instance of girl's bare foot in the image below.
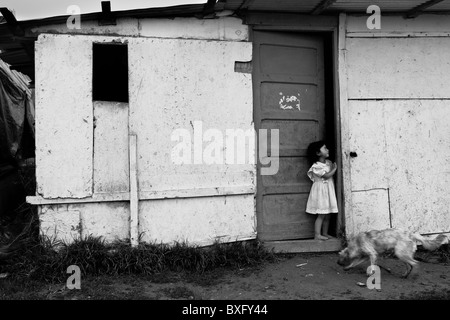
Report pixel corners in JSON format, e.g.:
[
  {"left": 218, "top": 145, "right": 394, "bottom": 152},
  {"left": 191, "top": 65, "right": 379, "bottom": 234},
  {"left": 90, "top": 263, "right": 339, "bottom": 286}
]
[
  {"left": 323, "top": 234, "right": 335, "bottom": 239},
  {"left": 315, "top": 235, "right": 328, "bottom": 240}
]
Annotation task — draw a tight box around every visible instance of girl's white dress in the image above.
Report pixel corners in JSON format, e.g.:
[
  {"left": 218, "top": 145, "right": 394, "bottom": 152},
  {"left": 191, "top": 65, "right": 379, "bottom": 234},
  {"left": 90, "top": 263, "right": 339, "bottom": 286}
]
[{"left": 306, "top": 160, "right": 338, "bottom": 214}]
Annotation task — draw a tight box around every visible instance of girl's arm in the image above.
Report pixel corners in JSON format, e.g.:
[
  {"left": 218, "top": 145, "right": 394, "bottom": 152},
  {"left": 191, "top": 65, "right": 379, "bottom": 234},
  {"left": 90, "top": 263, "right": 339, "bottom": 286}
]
[{"left": 322, "top": 163, "right": 337, "bottom": 179}]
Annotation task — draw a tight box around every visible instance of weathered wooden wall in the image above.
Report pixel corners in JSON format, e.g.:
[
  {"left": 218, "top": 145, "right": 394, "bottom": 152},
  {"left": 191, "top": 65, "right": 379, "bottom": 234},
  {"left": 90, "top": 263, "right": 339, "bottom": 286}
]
[
  {"left": 33, "top": 13, "right": 450, "bottom": 244},
  {"left": 32, "top": 17, "right": 255, "bottom": 245},
  {"left": 128, "top": 36, "right": 254, "bottom": 244},
  {"left": 35, "top": 34, "right": 93, "bottom": 198},
  {"left": 340, "top": 14, "right": 450, "bottom": 236}
]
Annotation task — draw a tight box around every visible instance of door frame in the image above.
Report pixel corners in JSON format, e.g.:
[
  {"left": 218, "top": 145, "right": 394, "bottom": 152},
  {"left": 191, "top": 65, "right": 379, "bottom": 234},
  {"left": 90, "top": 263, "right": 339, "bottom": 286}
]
[{"left": 245, "top": 12, "right": 347, "bottom": 240}]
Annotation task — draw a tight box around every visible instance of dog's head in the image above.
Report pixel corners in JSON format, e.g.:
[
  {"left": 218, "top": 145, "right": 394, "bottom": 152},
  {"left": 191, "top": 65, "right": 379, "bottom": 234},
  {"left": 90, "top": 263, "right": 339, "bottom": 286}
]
[
  {"left": 337, "top": 240, "right": 367, "bottom": 270},
  {"left": 337, "top": 247, "right": 353, "bottom": 270}
]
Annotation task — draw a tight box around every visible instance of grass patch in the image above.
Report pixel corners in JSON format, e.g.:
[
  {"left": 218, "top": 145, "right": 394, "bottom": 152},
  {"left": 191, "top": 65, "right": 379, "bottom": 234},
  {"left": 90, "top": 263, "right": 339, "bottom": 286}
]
[{"left": 0, "top": 235, "right": 277, "bottom": 283}]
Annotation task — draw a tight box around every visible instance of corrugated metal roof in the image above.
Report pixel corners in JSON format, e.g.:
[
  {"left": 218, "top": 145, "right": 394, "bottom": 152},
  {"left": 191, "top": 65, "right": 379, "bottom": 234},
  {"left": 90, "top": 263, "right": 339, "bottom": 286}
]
[
  {"left": 221, "top": 0, "right": 323, "bottom": 11},
  {"left": 220, "top": 0, "right": 450, "bottom": 13},
  {"left": 2, "top": 0, "right": 450, "bottom": 80},
  {"left": 327, "top": 0, "right": 428, "bottom": 12},
  {"left": 0, "top": 3, "right": 207, "bottom": 80},
  {"left": 424, "top": 0, "right": 450, "bottom": 10}
]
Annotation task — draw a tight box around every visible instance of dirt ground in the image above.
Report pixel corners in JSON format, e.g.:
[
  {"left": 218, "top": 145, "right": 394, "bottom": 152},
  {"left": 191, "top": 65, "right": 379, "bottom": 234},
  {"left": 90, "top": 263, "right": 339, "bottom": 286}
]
[{"left": 27, "top": 251, "right": 450, "bottom": 301}]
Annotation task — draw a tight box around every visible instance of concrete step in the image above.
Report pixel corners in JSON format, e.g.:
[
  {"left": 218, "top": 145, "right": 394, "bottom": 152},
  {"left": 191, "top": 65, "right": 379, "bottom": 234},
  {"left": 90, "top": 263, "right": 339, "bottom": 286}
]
[{"left": 264, "top": 238, "right": 342, "bottom": 253}]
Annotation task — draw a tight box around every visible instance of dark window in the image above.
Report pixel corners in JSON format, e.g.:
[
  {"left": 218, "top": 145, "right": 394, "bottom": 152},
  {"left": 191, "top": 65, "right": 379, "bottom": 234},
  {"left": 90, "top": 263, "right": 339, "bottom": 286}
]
[{"left": 93, "top": 43, "right": 128, "bottom": 102}]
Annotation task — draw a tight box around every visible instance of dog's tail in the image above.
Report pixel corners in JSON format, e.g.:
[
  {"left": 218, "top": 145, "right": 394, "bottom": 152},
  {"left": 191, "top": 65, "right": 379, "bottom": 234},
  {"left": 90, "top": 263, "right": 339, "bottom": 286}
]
[{"left": 411, "top": 233, "right": 449, "bottom": 251}]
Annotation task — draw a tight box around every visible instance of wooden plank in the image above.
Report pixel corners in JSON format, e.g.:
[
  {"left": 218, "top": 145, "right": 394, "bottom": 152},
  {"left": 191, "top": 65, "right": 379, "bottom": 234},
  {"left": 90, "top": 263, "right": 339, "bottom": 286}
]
[
  {"left": 140, "top": 185, "right": 255, "bottom": 200},
  {"left": 253, "top": 30, "right": 326, "bottom": 241},
  {"left": 244, "top": 12, "right": 338, "bottom": 29},
  {"left": 311, "top": 0, "right": 338, "bottom": 15},
  {"left": 35, "top": 34, "right": 93, "bottom": 198},
  {"left": 405, "top": 0, "right": 445, "bottom": 18},
  {"left": 138, "top": 17, "right": 248, "bottom": 41},
  {"left": 128, "top": 38, "right": 254, "bottom": 193},
  {"left": 138, "top": 194, "right": 256, "bottom": 245},
  {"left": 27, "top": 193, "right": 130, "bottom": 205},
  {"left": 253, "top": 25, "right": 339, "bottom": 32},
  {"left": 239, "top": 0, "right": 256, "bottom": 10},
  {"left": 129, "top": 134, "right": 139, "bottom": 247},
  {"left": 260, "top": 111, "right": 319, "bottom": 121},
  {"left": 332, "top": 26, "right": 345, "bottom": 236},
  {"left": 265, "top": 147, "right": 308, "bottom": 157},
  {"left": 264, "top": 238, "right": 341, "bottom": 253},
  {"left": 347, "top": 32, "right": 450, "bottom": 38},
  {"left": 0, "top": 7, "right": 18, "bottom": 26},
  {"left": 262, "top": 184, "right": 311, "bottom": 195},
  {"left": 351, "top": 190, "right": 391, "bottom": 235},
  {"left": 80, "top": 202, "right": 130, "bottom": 242},
  {"left": 346, "top": 15, "right": 450, "bottom": 34},
  {"left": 384, "top": 100, "right": 450, "bottom": 234},
  {"left": 346, "top": 37, "right": 450, "bottom": 99},
  {"left": 348, "top": 101, "right": 388, "bottom": 191},
  {"left": 27, "top": 186, "right": 256, "bottom": 204},
  {"left": 259, "top": 74, "right": 317, "bottom": 84},
  {"left": 93, "top": 101, "right": 130, "bottom": 194},
  {"left": 99, "top": 0, "right": 116, "bottom": 26},
  {"left": 337, "top": 13, "right": 354, "bottom": 236}
]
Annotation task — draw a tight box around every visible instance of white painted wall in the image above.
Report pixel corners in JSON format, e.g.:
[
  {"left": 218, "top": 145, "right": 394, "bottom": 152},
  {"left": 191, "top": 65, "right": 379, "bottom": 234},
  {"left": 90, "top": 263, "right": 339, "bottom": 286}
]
[
  {"left": 32, "top": 17, "right": 255, "bottom": 246},
  {"left": 35, "top": 34, "right": 94, "bottom": 198},
  {"left": 341, "top": 14, "right": 450, "bottom": 236},
  {"left": 93, "top": 101, "right": 130, "bottom": 194},
  {"left": 39, "top": 202, "right": 130, "bottom": 243},
  {"left": 128, "top": 36, "right": 254, "bottom": 244},
  {"left": 29, "top": 16, "right": 248, "bottom": 41}
]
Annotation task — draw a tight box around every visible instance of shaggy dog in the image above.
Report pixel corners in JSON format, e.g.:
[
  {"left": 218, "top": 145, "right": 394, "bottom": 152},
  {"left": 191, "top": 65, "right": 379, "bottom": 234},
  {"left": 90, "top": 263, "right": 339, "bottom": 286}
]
[{"left": 337, "top": 229, "right": 449, "bottom": 278}]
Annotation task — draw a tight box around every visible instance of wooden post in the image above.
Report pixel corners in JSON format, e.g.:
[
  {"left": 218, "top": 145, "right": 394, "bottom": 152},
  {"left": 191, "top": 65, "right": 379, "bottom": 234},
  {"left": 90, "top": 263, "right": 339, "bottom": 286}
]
[
  {"left": 129, "top": 134, "right": 139, "bottom": 247},
  {"left": 337, "top": 13, "right": 353, "bottom": 237}
]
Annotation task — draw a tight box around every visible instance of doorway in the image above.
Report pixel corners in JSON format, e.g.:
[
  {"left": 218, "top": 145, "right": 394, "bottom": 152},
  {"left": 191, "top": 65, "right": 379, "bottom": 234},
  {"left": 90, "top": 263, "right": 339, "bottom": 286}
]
[{"left": 253, "top": 30, "right": 339, "bottom": 247}]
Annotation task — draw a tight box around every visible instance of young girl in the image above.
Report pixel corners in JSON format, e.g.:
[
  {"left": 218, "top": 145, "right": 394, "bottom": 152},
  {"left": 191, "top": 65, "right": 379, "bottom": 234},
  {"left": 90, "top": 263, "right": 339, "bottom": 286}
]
[{"left": 305, "top": 140, "right": 338, "bottom": 240}]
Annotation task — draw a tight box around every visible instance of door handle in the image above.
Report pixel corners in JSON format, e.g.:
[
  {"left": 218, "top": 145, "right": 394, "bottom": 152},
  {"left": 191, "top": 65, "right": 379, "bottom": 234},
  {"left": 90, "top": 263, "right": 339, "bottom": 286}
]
[{"left": 350, "top": 151, "right": 358, "bottom": 158}]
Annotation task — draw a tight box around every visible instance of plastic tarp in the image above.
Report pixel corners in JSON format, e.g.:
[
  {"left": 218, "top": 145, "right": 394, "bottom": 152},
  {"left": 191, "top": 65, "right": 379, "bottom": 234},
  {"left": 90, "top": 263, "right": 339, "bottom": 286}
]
[
  {"left": 0, "top": 60, "right": 33, "bottom": 218},
  {"left": 0, "top": 62, "right": 34, "bottom": 166}
]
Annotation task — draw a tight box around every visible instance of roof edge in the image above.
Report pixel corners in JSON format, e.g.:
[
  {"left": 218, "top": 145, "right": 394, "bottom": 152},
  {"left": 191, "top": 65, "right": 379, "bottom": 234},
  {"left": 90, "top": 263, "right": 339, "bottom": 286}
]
[{"left": 17, "top": 3, "right": 210, "bottom": 27}]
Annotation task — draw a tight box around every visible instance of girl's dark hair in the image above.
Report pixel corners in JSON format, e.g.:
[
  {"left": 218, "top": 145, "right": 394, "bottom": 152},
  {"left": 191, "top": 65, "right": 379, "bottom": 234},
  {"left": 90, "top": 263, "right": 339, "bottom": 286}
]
[{"left": 307, "top": 140, "right": 326, "bottom": 165}]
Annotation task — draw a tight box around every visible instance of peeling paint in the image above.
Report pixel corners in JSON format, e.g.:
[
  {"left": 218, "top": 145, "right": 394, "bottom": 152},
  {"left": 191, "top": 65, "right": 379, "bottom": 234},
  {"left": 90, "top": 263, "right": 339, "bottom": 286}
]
[
  {"left": 279, "top": 92, "right": 301, "bottom": 111},
  {"left": 345, "top": 18, "right": 450, "bottom": 236},
  {"left": 35, "top": 27, "right": 254, "bottom": 246}
]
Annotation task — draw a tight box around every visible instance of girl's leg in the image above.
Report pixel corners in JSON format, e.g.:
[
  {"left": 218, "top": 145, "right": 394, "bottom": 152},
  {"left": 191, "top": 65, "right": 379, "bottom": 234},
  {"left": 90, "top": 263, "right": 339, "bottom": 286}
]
[
  {"left": 314, "top": 215, "right": 328, "bottom": 240},
  {"left": 322, "top": 214, "right": 334, "bottom": 238}
]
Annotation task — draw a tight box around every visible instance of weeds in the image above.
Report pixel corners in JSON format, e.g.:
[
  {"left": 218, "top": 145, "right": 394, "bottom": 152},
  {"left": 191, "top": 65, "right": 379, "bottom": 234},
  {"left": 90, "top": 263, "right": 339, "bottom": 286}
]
[
  {"left": 0, "top": 235, "right": 277, "bottom": 283},
  {"left": 1, "top": 165, "right": 277, "bottom": 283}
]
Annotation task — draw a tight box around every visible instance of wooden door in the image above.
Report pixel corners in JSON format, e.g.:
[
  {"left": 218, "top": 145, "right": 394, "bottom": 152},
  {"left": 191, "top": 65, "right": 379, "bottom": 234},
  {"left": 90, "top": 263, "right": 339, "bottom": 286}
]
[{"left": 253, "top": 31, "right": 326, "bottom": 241}]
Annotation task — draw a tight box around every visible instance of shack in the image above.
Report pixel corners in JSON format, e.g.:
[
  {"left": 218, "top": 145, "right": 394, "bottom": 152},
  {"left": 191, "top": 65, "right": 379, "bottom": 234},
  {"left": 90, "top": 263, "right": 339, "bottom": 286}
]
[{"left": 1, "top": 0, "right": 449, "bottom": 252}]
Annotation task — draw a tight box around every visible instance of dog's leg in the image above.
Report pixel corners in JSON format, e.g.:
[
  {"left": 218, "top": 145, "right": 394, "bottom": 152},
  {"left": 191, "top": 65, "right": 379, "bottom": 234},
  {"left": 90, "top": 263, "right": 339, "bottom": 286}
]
[
  {"left": 402, "top": 263, "right": 412, "bottom": 279},
  {"left": 363, "top": 244, "right": 379, "bottom": 276},
  {"left": 403, "top": 259, "right": 419, "bottom": 279},
  {"left": 395, "top": 248, "right": 419, "bottom": 279},
  {"left": 366, "top": 253, "right": 379, "bottom": 276}
]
